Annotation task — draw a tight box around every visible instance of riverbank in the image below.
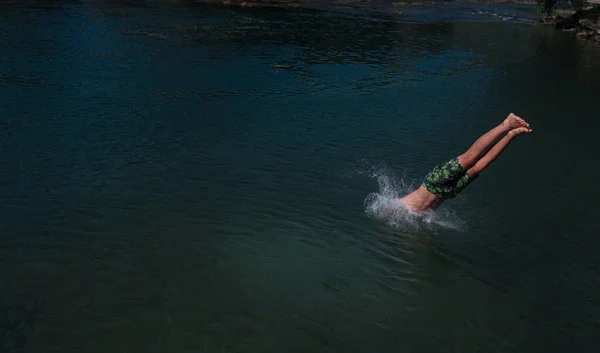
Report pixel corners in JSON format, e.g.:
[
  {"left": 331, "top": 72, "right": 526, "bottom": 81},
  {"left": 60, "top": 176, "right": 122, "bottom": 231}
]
[
  {"left": 545, "top": 6, "right": 600, "bottom": 42},
  {"left": 176, "top": 0, "right": 600, "bottom": 42}
]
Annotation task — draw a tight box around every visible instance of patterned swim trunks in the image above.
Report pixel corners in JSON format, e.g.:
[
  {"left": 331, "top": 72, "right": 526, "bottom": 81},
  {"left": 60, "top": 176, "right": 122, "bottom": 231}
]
[{"left": 422, "top": 157, "right": 478, "bottom": 199}]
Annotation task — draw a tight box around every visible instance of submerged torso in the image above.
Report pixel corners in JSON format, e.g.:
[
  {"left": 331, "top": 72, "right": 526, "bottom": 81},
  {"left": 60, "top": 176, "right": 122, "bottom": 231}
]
[{"left": 399, "top": 186, "right": 444, "bottom": 212}]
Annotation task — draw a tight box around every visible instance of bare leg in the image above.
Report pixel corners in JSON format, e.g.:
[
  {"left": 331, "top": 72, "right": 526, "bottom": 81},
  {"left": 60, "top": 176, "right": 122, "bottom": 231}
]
[
  {"left": 466, "top": 127, "right": 530, "bottom": 176},
  {"left": 399, "top": 114, "right": 531, "bottom": 213},
  {"left": 458, "top": 113, "right": 530, "bottom": 170}
]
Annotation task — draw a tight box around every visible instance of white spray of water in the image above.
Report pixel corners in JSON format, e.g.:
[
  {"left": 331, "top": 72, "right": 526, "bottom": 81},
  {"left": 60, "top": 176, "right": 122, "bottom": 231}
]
[{"left": 353, "top": 161, "right": 465, "bottom": 232}]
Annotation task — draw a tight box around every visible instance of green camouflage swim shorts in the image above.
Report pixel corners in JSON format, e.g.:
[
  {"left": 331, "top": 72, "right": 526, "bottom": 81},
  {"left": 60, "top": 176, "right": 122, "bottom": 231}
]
[{"left": 422, "top": 157, "right": 478, "bottom": 199}]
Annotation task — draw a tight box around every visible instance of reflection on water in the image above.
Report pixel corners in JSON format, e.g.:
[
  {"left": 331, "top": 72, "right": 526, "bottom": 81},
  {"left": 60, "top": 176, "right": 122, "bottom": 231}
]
[{"left": 2, "top": 1, "right": 600, "bottom": 352}]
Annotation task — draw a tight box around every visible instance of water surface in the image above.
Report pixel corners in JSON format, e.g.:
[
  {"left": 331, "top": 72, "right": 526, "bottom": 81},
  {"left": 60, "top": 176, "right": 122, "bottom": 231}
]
[{"left": 2, "top": 1, "right": 600, "bottom": 352}]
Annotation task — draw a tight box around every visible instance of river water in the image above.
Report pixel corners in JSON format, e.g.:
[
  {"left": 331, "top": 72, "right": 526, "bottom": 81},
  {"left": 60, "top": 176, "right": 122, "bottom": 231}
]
[{"left": 2, "top": 1, "right": 600, "bottom": 352}]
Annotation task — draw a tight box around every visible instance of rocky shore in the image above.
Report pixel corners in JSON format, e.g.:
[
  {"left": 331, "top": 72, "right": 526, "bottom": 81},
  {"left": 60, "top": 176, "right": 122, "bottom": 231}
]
[
  {"left": 546, "top": 6, "right": 600, "bottom": 42},
  {"left": 179, "top": 0, "right": 600, "bottom": 41}
]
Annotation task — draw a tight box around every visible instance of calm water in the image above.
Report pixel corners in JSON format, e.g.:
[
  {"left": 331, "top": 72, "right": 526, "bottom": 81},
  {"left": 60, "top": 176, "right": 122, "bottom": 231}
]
[{"left": 2, "top": 1, "right": 600, "bottom": 352}]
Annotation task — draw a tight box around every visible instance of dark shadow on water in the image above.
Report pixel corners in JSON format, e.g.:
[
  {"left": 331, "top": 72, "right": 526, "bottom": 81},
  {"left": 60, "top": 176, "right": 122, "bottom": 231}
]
[{"left": 0, "top": 283, "right": 40, "bottom": 352}]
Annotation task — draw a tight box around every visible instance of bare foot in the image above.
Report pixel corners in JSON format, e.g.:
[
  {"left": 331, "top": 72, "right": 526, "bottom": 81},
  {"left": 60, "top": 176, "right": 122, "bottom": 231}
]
[
  {"left": 503, "top": 113, "right": 531, "bottom": 131},
  {"left": 508, "top": 126, "right": 532, "bottom": 136}
]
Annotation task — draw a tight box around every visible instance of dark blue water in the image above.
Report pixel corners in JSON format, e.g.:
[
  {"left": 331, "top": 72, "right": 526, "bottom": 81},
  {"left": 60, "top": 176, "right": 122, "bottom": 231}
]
[{"left": 2, "top": 1, "right": 600, "bottom": 352}]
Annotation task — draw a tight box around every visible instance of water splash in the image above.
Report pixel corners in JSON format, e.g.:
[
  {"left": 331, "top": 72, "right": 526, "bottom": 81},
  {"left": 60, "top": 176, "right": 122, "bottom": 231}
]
[{"left": 354, "top": 161, "right": 465, "bottom": 232}]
